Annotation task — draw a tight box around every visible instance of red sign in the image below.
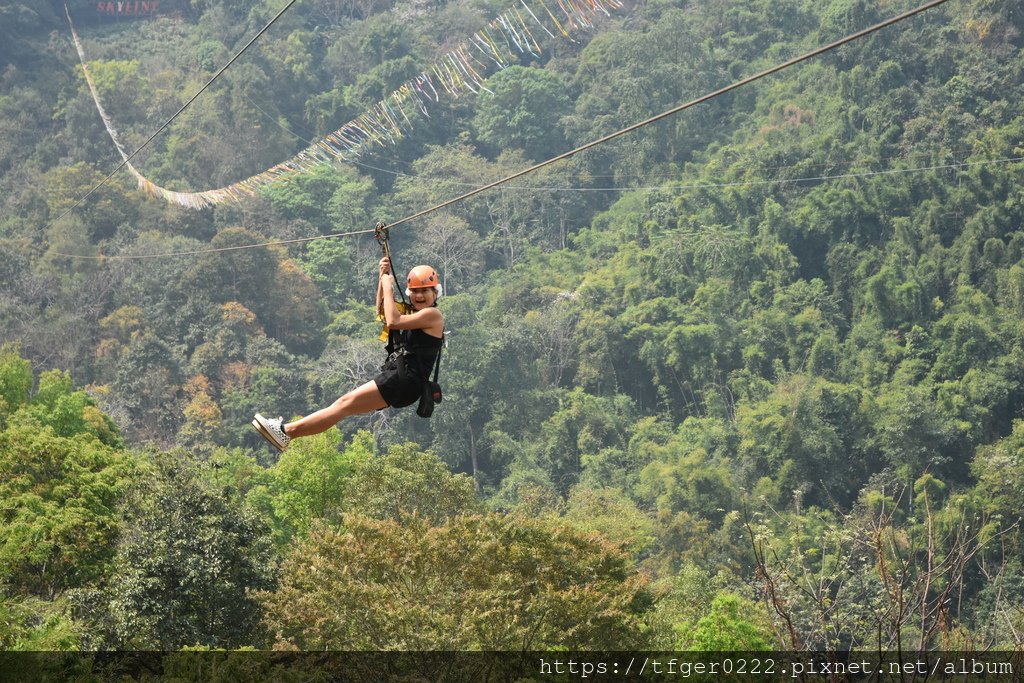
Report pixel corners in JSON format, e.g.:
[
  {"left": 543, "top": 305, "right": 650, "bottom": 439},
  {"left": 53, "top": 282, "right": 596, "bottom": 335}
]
[{"left": 95, "top": 1, "right": 160, "bottom": 15}]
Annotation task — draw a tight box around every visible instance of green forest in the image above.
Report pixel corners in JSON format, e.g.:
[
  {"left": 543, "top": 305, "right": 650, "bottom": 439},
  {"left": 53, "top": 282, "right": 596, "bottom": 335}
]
[{"left": 1, "top": 0, "right": 1023, "bottom": 653}]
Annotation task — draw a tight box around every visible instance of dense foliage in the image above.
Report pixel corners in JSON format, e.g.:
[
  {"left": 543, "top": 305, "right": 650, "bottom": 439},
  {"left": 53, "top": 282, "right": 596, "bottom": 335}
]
[{"left": 2, "top": 0, "right": 1023, "bottom": 651}]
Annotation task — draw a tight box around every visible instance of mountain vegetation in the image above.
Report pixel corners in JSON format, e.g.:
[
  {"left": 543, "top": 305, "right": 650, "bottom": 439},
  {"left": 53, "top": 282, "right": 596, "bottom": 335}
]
[{"left": 1, "top": 0, "right": 1023, "bottom": 651}]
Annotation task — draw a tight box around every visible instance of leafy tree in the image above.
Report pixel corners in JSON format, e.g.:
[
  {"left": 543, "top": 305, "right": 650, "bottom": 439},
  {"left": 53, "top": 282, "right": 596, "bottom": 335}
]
[
  {"left": 473, "top": 67, "right": 572, "bottom": 161},
  {"left": 0, "top": 592, "right": 79, "bottom": 650},
  {"left": 261, "top": 163, "right": 376, "bottom": 233},
  {"left": 297, "top": 238, "right": 356, "bottom": 305},
  {"left": 97, "top": 454, "right": 276, "bottom": 649},
  {"left": 177, "top": 377, "right": 224, "bottom": 452},
  {"left": 638, "top": 433, "right": 737, "bottom": 527},
  {"left": 177, "top": 227, "right": 326, "bottom": 357},
  {"left": 868, "top": 384, "right": 965, "bottom": 480},
  {"left": 0, "top": 2, "right": 56, "bottom": 69},
  {"left": 390, "top": 144, "right": 499, "bottom": 234},
  {"left": 929, "top": 286, "right": 1005, "bottom": 382},
  {"left": 110, "top": 330, "right": 183, "bottom": 444},
  {"left": 187, "top": 302, "right": 261, "bottom": 381},
  {"left": 266, "top": 257, "right": 328, "bottom": 356},
  {"left": 561, "top": 486, "right": 656, "bottom": 557},
  {"left": 260, "top": 512, "right": 653, "bottom": 650},
  {"left": 414, "top": 213, "right": 484, "bottom": 295},
  {"left": 347, "top": 56, "right": 421, "bottom": 109},
  {"left": 735, "top": 375, "right": 876, "bottom": 507},
  {"left": 348, "top": 12, "right": 413, "bottom": 71},
  {"left": 0, "top": 344, "right": 33, "bottom": 426},
  {"left": 13, "top": 369, "right": 121, "bottom": 446},
  {"left": 248, "top": 429, "right": 372, "bottom": 547},
  {"left": 690, "top": 593, "right": 774, "bottom": 650},
  {"left": 82, "top": 59, "right": 154, "bottom": 129},
  {"left": 182, "top": 228, "right": 278, "bottom": 316},
  {"left": 0, "top": 424, "right": 130, "bottom": 599},
  {"left": 0, "top": 358, "right": 131, "bottom": 599},
  {"left": 43, "top": 163, "right": 135, "bottom": 243},
  {"left": 969, "top": 419, "right": 1024, "bottom": 524},
  {"left": 343, "top": 441, "right": 482, "bottom": 524}
]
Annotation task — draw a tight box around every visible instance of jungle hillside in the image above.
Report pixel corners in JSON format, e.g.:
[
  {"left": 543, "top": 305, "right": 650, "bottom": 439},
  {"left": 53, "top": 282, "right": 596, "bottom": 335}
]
[{"left": 1, "top": 0, "right": 1024, "bottom": 652}]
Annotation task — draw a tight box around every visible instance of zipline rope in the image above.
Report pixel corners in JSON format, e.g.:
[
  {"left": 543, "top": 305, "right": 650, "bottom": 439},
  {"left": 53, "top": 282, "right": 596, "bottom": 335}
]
[
  {"left": 55, "top": 153, "right": 1023, "bottom": 261},
  {"left": 96, "top": 227, "right": 378, "bottom": 261},
  {"left": 505, "top": 156, "right": 1024, "bottom": 193},
  {"left": 382, "top": 0, "right": 952, "bottom": 233},
  {"left": 53, "top": 0, "right": 957, "bottom": 261},
  {"left": 311, "top": 149, "right": 1024, "bottom": 192},
  {"left": 243, "top": 90, "right": 1014, "bottom": 187}
]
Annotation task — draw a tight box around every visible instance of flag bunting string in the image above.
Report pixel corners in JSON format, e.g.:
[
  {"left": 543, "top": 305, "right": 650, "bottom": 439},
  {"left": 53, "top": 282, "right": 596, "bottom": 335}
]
[{"left": 68, "top": 0, "right": 624, "bottom": 209}]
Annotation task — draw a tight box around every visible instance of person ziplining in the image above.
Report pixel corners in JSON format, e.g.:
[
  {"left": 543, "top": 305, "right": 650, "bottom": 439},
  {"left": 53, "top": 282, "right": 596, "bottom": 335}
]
[
  {"left": 56, "top": 0, "right": 962, "bottom": 455},
  {"left": 252, "top": 229, "right": 444, "bottom": 452}
]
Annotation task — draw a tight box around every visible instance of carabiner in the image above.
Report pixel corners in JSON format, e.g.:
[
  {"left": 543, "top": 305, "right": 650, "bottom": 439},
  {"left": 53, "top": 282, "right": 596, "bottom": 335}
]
[{"left": 374, "top": 221, "right": 390, "bottom": 247}]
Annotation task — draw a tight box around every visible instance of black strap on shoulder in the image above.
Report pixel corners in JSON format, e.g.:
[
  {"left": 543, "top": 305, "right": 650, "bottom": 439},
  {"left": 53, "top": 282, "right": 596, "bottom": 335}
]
[{"left": 431, "top": 335, "right": 444, "bottom": 383}]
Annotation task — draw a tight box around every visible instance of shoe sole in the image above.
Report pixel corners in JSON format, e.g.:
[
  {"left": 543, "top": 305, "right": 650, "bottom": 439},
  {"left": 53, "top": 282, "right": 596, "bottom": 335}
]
[{"left": 252, "top": 418, "right": 285, "bottom": 453}]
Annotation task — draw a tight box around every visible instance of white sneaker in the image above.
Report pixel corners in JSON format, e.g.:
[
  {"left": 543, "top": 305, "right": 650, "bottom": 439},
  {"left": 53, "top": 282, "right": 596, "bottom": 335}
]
[{"left": 252, "top": 413, "right": 291, "bottom": 452}]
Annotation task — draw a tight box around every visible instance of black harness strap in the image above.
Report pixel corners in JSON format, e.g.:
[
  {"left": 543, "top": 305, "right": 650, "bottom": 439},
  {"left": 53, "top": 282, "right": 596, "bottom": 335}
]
[{"left": 432, "top": 341, "right": 442, "bottom": 384}]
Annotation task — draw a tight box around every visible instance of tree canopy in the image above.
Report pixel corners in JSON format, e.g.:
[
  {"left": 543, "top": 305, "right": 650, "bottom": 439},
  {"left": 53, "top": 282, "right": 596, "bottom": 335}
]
[{"left": 2, "top": 0, "right": 1024, "bottom": 655}]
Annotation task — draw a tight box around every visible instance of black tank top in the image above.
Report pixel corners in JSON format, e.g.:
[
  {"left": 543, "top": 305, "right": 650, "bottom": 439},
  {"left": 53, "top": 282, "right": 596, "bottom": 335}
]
[{"left": 398, "top": 328, "right": 443, "bottom": 376}]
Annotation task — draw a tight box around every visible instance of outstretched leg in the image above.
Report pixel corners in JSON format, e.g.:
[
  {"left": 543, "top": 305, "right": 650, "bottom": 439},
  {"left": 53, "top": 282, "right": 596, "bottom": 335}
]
[{"left": 284, "top": 380, "right": 388, "bottom": 438}]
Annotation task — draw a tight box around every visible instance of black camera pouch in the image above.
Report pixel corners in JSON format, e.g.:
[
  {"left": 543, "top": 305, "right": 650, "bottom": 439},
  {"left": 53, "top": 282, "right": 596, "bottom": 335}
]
[
  {"left": 415, "top": 344, "right": 444, "bottom": 419},
  {"left": 416, "top": 382, "right": 435, "bottom": 418}
]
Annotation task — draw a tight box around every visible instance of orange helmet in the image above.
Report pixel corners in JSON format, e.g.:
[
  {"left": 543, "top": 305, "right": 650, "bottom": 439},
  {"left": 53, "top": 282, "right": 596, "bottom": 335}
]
[{"left": 407, "top": 265, "right": 440, "bottom": 290}]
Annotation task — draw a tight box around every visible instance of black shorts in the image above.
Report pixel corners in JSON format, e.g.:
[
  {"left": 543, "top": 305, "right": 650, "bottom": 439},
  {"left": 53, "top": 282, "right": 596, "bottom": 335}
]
[{"left": 373, "top": 366, "right": 423, "bottom": 408}]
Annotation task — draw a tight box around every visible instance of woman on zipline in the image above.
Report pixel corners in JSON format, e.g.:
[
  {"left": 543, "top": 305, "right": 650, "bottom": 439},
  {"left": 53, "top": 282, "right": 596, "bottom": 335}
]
[{"left": 252, "top": 256, "right": 444, "bottom": 452}]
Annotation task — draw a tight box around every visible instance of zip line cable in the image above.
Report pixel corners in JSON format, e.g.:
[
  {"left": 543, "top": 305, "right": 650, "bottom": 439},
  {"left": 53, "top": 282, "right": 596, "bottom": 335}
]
[
  {"left": 101, "top": 227, "right": 378, "bottom": 261},
  {"left": 61, "top": 154, "right": 1022, "bottom": 261},
  {"left": 55, "top": 0, "right": 954, "bottom": 261},
  {"left": 242, "top": 86, "right": 1000, "bottom": 183},
  {"left": 382, "top": 0, "right": 952, "bottom": 233},
  {"left": 331, "top": 150, "right": 1019, "bottom": 191},
  {"left": 518, "top": 156, "right": 1024, "bottom": 193},
  {"left": 251, "top": 88, "right": 1020, "bottom": 190},
  {"left": 52, "top": 0, "right": 300, "bottom": 226}
]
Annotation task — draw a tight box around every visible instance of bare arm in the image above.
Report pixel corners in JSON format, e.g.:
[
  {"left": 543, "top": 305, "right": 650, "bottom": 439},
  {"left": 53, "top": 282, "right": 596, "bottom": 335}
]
[{"left": 376, "top": 257, "right": 389, "bottom": 316}]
